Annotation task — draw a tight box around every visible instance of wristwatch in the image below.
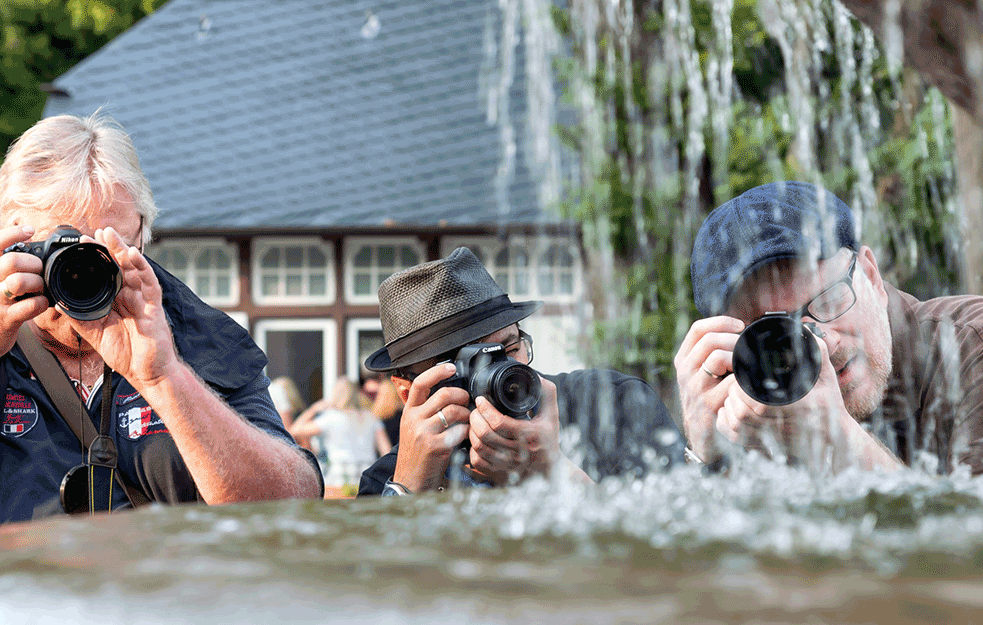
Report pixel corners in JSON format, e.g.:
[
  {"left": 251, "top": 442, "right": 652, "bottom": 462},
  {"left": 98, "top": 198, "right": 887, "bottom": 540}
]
[{"left": 382, "top": 478, "right": 412, "bottom": 496}]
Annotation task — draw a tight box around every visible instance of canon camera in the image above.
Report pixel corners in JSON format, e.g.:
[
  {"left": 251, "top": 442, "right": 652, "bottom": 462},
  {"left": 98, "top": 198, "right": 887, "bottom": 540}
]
[
  {"left": 3, "top": 225, "right": 121, "bottom": 321},
  {"left": 432, "top": 343, "right": 542, "bottom": 418},
  {"left": 731, "top": 312, "right": 824, "bottom": 406}
]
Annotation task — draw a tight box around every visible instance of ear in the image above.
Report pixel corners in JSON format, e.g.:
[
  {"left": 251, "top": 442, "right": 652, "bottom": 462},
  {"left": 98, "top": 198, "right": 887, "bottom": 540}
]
[
  {"left": 391, "top": 375, "right": 412, "bottom": 403},
  {"left": 858, "top": 246, "right": 887, "bottom": 303}
]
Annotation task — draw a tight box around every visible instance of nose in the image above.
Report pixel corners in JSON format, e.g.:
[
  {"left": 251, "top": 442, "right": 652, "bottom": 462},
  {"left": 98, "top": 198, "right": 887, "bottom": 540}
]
[{"left": 815, "top": 321, "right": 843, "bottom": 360}]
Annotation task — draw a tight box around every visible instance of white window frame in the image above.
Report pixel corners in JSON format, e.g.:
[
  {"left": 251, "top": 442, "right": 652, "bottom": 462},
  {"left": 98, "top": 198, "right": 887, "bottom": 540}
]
[
  {"left": 343, "top": 237, "right": 426, "bottom": 304},
  {"left": 252, "top": 318, "right": 337, "bottom": 393},
  {"left": 440, "top": 236, "right": 583, "bottom": 303},
  {"left": 346, "top": 318, "right": 383, "bottom": 380},
  {"left": 147, "top": 238, "right": 240, "bottom": 306},
  {"left": 224, "top": 311, "right": 249, "bottom": 331},
  {"left": 251, "top": 237, "right": 335, "bottom": 306}
]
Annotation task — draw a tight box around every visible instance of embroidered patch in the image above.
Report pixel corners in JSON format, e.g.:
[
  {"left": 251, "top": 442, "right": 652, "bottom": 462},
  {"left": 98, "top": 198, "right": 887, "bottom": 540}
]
[
  {"left": 118, "top": 405, "right": 168, "bottom": 440},
  {"left": 117, "top": 390, "right": 143, "bottom": 406},
  {"left": 2, "top": 393, "right": 39, "bottom": 438}
]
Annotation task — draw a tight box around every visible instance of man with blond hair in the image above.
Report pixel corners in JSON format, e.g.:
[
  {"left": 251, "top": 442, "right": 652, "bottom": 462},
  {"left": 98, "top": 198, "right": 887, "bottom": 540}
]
[{"left": 0, "top": 113, "right": 322, "bottom": 521}]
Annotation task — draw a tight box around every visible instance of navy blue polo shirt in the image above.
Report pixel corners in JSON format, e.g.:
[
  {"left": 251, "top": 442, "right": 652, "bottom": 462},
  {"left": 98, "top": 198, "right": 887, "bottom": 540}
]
[{"left": 0, "top": 260, "right": 322, "bottom": 522}]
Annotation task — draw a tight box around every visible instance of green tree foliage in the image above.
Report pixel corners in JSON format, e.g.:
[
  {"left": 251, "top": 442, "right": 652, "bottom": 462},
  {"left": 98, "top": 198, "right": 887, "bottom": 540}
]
[
  {"left": 551, "top": 0, "right": 957, "bottom": 389},
  {"left": 0, "top": 0, "right": 167, "bottom": 158}
]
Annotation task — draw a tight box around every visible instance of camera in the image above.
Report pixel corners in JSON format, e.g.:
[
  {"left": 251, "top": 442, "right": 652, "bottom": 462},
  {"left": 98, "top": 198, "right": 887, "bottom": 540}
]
[
  {"left": 432, "top": 343, "right": 542, "bottom": 418},
  {"left": 731, "top": 312, "right": 823, "bottom": 406},
  {"left": 3, "top": 225, "right": 121, "bottom": 321}
]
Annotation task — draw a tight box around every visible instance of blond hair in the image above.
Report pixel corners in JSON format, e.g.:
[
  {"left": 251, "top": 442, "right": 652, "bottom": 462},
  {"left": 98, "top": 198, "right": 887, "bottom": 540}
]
[{"left": 0, "top": 111, "right": 158, "bottom": 245}]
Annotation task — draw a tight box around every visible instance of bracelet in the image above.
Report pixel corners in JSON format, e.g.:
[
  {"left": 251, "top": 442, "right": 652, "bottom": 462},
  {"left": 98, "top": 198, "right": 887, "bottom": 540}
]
[{"left": 383, "top": 479, "right": 412, "bottom": 496}]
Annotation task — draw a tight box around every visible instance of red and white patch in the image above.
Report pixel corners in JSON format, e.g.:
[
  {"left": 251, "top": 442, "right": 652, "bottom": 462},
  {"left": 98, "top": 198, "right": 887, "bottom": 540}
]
[
  {"left": 2, "top": 393, "right": 39, "bottom": 438},
  {"left": 119, "top": 405, "right": 168, "bottom": 440}
]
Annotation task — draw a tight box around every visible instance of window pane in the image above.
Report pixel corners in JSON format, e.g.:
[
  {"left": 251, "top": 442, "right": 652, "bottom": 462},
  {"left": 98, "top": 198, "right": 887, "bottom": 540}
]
[
  {"left": 354, "top": 274, "right": 372, "bottom": 295},
  {"left": 169, "top": 249, "right": 188, "bottom": 271},
  {"left": 309, "top": 274, "right": 326, "bottom": 296},
  {"left": 286, "top": 274, "right": 303, "bottom": 296},
  {"left": 400, "top": 246, "right": 419, "bottom": 267},
  {"left": 494, "top": 271, "right": 509, "bottom": 289},
  {"left": 539, "top": 272, "right": 554, "bottom": 295},
  {"left": 559, "top": 273, "right": 573, "bottom": 294},
  {"left": 309, "top": 247, "right": 326, "bottom": 268},
  {"left": 514, "top": 249, "right": 529, "bottom": 266},
  {"left": 195, "top": 250, "right": 212, "bottom": 270},
  {"left": 515, "top": 272, "right": 529, "bottom": 295},
  {"left": 285, "top": 247, "right": 303, "bottom": 268},
  {"left": 354, "top": 246, "right": 372, "bottom": 267},
  {"left": 215, "top": 250, "right": 231, "bottom": 269},
  {"left": 378, "top": 245, "right": 395, "bottom": 267},
  {"left": 262, "top": 275, "right": 279, "bottom": 296},
  {"left": 216, "top": 276, "right": 231, "bottom": 296},
  {"left": 262, "top": 249, "right": 280, "bottom": 268}
]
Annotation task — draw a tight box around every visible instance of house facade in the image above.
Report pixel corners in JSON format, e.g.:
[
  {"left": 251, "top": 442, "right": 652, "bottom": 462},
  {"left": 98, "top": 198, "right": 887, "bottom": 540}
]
[{"left": 41, "top": 0, "right": 589, "bottom": 405}]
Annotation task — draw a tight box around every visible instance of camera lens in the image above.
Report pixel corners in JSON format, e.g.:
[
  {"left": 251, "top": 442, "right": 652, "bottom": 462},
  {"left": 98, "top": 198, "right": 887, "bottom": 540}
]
[
  {"left": 732, "top": 314, "right": 821, "bottom": 406},
  {"left": 471, "top": 361, "right": 541, "bottom": 418},
  {"left": 45, "top": 243, "right": 121, "bottom": 321}
]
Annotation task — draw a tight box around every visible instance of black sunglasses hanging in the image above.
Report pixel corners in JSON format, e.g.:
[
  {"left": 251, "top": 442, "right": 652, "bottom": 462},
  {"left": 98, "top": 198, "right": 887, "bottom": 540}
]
[
  {"left": 59, "top": 361, "right": 117, "bottom": 515},
  {"left": 16, "top": 325, "right": 149, "bottom": 513}
]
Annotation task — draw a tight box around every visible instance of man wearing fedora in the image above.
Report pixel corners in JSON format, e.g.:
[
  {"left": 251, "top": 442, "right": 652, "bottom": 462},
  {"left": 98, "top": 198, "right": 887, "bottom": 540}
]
[{"left": 358, "top": 247, "right": 685, "bottom": 496}]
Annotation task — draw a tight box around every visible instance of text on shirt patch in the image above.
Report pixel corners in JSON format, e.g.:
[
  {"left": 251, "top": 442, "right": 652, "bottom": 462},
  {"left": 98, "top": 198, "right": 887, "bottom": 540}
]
[
  {"left": 2, "top": 393, "right": 39, "bottom": 437},
  {"left": 119, "top": 405, "right": 168, "bottom": 440}
]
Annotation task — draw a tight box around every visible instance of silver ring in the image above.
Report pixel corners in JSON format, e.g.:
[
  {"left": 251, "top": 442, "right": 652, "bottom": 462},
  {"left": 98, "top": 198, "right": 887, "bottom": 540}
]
[
  {"left": 436, "top": 409, "right": 449, "bottom": 430},
  {"left": 702, "top": 365, "right": 723, "bottom": 380}
]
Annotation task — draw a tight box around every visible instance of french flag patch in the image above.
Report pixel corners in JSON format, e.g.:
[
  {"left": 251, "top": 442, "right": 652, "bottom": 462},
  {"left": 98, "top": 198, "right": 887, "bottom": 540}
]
[
  {"left": 2, "top": 393, "right": 39, "bottom": 438},
  {"left": 125, "top": 406, "right": 154, "bottom": 440}
]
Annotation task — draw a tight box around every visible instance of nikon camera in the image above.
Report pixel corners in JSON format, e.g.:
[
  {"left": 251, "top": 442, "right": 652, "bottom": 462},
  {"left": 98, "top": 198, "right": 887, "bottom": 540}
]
[
  {"left": 431, "top": 343, "right": 542, "bottom": 418},
  {"left": 731, "top": 312, "right": 824, "bottom": 406},
  {"left": 3, "top": 225, "right": 121, "bottom": 321}
]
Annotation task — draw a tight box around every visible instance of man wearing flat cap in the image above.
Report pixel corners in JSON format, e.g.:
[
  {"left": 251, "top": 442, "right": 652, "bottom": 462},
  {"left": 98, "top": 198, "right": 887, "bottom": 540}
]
[
  {"left": 358, "top": 247, "right": 685, "bottom": 496},
  {"left": 676, "top": 180, "right": 983, "bottom": 474}
]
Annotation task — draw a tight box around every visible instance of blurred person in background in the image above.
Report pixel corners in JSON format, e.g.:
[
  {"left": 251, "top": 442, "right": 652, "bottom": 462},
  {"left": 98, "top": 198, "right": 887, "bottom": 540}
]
[
  {"left": 361, "top": 372, "right": 382, "bottom": 403},
  {"left": 291, "top": 376, "right": 391, "bottom": 496},
  {"left": 373, "top": 378, "right": 403, "bottom": 454},
  {"left": 269, "top": 376, "right": 305, "bottom": 430}
]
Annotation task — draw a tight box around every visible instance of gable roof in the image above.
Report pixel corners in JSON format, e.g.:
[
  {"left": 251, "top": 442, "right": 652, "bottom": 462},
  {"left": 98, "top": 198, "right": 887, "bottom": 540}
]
[{"left": 42, "top": 0, "right": 568, "bottom": 232}]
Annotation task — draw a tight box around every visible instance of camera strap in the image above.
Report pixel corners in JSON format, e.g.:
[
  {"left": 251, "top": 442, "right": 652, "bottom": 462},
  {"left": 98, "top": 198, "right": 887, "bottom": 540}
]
[{"left": 17, "top": 325, "right": 151, "bottom": 509}]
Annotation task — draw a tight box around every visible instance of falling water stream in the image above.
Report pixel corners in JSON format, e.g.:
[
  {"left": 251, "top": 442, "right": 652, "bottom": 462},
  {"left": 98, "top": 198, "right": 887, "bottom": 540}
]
[{"left": 0, "top": 0, "right": 976, "bottom": 622}]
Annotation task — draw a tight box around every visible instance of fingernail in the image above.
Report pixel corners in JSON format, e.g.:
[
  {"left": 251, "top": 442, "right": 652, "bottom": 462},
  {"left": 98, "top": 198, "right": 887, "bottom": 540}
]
[
  {"left": 21, "top": 225, "right": 34, "bottom": 235},
  {"left": 475, "top": 396, "right": 485, "bottom": 406},
  {"left": 445, "top": 363, "right": 457, "bottom": 372}
]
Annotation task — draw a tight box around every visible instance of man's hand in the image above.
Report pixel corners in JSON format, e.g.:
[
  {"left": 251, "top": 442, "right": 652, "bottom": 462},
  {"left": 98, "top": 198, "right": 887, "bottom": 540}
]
[
  {"left": 673, "top": 315, "right": 747, "bottom": 462},
  {"left": 66, "top": 227, "right": 182, "bottom": 388},
  {"left": 466, "top": 376, "right": 563, "bottom": 485},
  {"left": 392, "top": 362, "right": 471, "bottom": 492},
  {"left": 0, "top": 225, "right": 48, "bottom": 356}
]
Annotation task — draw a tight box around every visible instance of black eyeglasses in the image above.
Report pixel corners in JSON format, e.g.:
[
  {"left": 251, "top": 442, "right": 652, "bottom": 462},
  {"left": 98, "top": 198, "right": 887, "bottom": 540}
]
[
  {"left": 789, "top": 252, "right": 858, "bottom": 323},
  {"left": 502, "top": 330, "right": 534, "bottom": 365}
]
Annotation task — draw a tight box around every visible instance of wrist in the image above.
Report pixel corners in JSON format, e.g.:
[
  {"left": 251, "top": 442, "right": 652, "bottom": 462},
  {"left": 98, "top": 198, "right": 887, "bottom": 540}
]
[{"left": 382, "top": 478, "right": 412, "bottom": 496}]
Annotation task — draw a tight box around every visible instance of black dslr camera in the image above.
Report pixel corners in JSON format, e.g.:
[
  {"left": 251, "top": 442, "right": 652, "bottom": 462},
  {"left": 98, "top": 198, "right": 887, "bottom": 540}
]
[
  {"left": 432, "top": 343, "right": 542, "bottom": 418},
  {"left": 731, "top": 312, "right": 823, "bottom": 406},
  {"left": 3, "top": 225, "right": 121, "bottom": 321}
]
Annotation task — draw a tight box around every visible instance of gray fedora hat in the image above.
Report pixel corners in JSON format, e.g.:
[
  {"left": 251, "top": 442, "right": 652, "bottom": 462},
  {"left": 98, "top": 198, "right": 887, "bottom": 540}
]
[{"left": 364, "top": 247, "right": 544, "bottom": 372}]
